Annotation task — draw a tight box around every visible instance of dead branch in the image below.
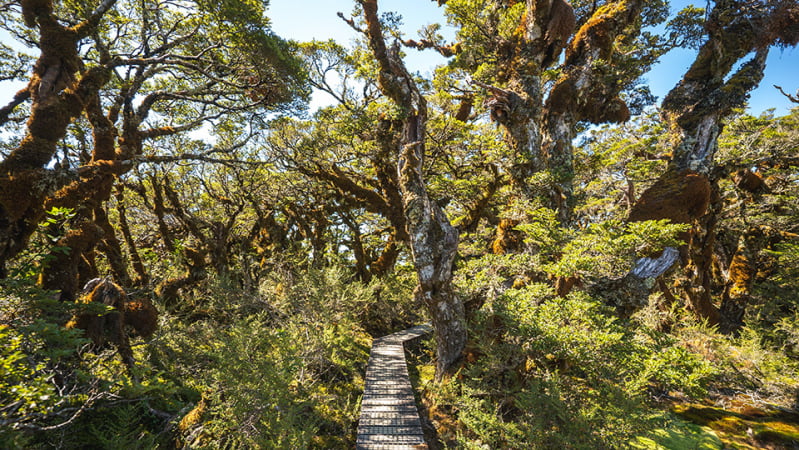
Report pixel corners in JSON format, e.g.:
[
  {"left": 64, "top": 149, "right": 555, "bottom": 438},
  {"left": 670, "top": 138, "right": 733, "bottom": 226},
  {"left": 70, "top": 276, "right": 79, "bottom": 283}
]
[{"left": 774, "top": 85, "right": 799, "bottom": 103}]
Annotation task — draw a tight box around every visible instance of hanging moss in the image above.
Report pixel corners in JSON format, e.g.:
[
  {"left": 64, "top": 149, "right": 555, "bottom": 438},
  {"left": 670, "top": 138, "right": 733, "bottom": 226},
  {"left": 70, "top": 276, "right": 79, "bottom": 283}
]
[
  {"left": 123, "top": 297, "right": 159, "bottom": 339},
  {"left": 547, "top": 75, "right": 577, "bottom": 115},
  {"left": 628, "top": 169, "right": 711, "bottom": 226}
]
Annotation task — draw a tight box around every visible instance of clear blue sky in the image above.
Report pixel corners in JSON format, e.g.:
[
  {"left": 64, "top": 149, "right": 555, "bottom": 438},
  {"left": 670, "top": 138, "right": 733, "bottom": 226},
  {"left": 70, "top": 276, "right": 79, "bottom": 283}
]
[{"left": 1, "top": 1, "right": 796, "bottom": 115}]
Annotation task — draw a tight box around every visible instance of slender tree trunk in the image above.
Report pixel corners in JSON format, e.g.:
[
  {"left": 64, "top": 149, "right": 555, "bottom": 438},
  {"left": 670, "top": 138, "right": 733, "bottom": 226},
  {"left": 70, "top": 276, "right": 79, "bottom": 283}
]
[
  {"left": 95, "top": 205, "right": 132, "bottom": 286},
  {"left": 149, "top": 176, "right": 176, "bottom": 254},
  {"left": 115, "top": 188, "right": 149, "bottom": 285}
]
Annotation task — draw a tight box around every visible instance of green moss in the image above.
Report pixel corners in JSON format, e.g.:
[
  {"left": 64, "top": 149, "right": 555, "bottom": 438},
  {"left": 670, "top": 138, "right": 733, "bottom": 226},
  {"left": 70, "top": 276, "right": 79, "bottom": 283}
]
[
  {"left": 674, "top": 403, "right": 799, "bottom": 448},
  {"left": 631, "top": 418, "right": 722, "bottom": 449},
  {"left": 708, "top": 416, "right": 747, "bottom": 433},
  {"left": 754, "top": 421, "right": 799, "bottom": 444}
]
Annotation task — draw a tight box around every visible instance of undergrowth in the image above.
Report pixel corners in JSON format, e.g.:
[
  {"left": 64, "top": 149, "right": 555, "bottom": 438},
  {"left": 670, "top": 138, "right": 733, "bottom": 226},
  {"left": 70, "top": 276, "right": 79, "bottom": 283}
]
[{"left": 1, "top": 263, "right": 421, "bottom": 448}]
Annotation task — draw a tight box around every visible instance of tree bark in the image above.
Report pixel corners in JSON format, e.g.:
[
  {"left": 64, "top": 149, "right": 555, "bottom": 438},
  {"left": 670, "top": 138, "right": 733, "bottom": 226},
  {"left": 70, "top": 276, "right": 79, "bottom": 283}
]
[
  {"left": 0, "top": 0, "right": 116, "bottom": 274},
  {"left": 609, "top": 0, "right": 799, "bottom": 321},
  {"left": 542, "top": 0, "right": 643, "bottom": 223},
  {"left": 115, "top": 188, "right": 149, "bottom": 285},
  {"left": 359, "top": 0, "right": 466, "bottom": 378}
]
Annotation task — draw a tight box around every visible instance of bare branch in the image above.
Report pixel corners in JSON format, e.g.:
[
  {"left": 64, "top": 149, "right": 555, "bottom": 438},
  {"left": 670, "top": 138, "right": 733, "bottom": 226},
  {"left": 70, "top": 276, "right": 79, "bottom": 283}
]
[
  {"left": 337, "top": 11, "right": 365, "bottom": 34},
  {"left": 126, "top": 154, "right": 263, "bottom": 167},
  {"left": 74, "top": 0, "right": 119, "bottom": 38},
  {"left": 11, "top": 391, "right": 123, "bottom": 432},
  {"left": 402, "top": 39, "right": 458, "bottom": 57},
  {"left": 774, "top": 85, "right": 799, "bottom": 104}
]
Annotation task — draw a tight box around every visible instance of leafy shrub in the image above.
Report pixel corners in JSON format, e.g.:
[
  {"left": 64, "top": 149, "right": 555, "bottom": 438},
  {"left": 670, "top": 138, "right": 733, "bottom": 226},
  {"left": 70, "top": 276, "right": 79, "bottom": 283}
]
[{"left": 427, "top": 280, "right": 716, "bottom": 448}]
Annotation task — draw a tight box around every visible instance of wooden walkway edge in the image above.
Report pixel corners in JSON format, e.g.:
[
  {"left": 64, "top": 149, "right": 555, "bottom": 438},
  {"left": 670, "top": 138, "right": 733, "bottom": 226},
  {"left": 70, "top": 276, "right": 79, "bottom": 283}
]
[{"left": 356, "top": 324, "right": 433, "bottom": 450}]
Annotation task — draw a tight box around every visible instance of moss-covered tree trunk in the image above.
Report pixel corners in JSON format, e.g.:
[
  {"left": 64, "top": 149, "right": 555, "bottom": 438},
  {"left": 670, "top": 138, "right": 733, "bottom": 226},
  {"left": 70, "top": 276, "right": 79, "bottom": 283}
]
[
  {"left": 359, "top": 0, "right": 466, "bottom": 378},
  {"left": 542, "top": 0, "right": 642, "bottom": 223},
  {"left": 0, "top": 0, "right": 116, "bottom": 276},
  {"left": 617, "top": 0, "right": 799, "bottom": 322}
]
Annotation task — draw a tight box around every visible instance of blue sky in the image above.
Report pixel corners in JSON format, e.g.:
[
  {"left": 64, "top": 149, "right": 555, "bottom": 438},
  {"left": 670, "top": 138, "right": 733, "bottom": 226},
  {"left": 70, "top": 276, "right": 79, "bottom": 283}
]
[{"left": 1, "top": 1, "right": 796, "bottom": 115}]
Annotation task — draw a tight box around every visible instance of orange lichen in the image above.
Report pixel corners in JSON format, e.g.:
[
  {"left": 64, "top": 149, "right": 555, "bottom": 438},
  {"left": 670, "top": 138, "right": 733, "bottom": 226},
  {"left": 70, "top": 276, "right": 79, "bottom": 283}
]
[
  {"left": 492, "top": 218, "right": 522, "bottom": 255},
  {"left": 370, "top": 236, "right": 399, "bottom": 276},
  {"left": 726, "top": 252, "right": 752, "bottom": 298},
  {"left": 565, "top": 0, "right": 630, "bottom": 63},
  {"left": 178, "top": 396, "right": 207, "bottom": 433},
  {"left": 123, "top": 297, "right": 159, "bottom": 339}
]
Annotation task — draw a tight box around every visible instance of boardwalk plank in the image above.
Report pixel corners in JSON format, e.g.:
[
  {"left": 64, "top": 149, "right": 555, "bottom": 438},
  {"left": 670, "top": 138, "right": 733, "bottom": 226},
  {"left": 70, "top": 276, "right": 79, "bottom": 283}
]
[{"left": 356, "top": 324, "right": 433, "bottom": 450}]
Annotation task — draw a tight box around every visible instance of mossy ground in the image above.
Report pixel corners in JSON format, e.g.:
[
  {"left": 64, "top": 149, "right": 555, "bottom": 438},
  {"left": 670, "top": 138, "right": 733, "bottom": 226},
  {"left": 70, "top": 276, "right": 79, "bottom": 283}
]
[{"left": 672, "top": 401, "right": 799, "bottom": 449}]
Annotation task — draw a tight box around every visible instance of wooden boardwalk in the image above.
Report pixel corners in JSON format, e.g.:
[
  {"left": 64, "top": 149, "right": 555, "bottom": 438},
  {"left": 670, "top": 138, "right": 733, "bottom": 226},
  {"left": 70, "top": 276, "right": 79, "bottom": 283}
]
[{"left": 356, "top": 324, "right": 433, "bottom": 450}]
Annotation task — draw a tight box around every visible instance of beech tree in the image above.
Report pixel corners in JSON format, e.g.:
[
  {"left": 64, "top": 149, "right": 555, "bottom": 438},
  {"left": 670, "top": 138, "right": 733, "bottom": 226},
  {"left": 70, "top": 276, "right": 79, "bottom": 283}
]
[
  {"left": 617, "top": 0, "right": 799, "bottom": 327},
  {"left": 350, "top": 0, "right": 467, "bottom": 377},
  {"left": 422, "top": 0, "right": 687, "bottom": 224},
  {"left": 0, "top": 0, "right": 306, "bottom": 300}
]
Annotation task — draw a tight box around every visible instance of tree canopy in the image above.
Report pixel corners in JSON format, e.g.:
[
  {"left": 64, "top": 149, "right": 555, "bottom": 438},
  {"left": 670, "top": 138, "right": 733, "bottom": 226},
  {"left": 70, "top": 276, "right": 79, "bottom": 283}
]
[{"left": 1, "top": 0, "right": 799, "bottom": 447}]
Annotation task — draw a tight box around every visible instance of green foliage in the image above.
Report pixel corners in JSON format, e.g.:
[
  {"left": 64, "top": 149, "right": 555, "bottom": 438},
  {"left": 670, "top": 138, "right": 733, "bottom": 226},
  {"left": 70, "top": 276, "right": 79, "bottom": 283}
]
[
  {"left": 427, "top": 284, "right": 716, "bottom": 449},
  {"left": 0, "top": 325, "right": 58, "bottom": 416},
  {"left": 8, "top": 207, "right": 75, "bottom": 280},
  {"left": 666, "top": 6, "right": 707, "bottom": 50},
  {"left": 3, "top": 0, "right": 798, "bottom": 447},
  {"left": 138, "top": 264, "right": 417, "bottom": 448},
  {"left": 0, "top": 282, "right": 85, "bottom": 425},
  {"left": 514, "top": 207, "right": 688, "bottom": 279},
  {"left": 0, "top": 279, "right": 186, "bottom": 449}
]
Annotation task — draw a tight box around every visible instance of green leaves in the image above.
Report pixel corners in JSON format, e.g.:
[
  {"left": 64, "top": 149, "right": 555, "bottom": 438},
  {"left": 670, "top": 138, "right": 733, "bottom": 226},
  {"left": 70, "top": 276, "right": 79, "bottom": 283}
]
[
  {"left": 438, "top": 287, "right": 717, "bottom": 448},
  {"left": 514, "top": 207, "right": 688, "bottom": 279}
]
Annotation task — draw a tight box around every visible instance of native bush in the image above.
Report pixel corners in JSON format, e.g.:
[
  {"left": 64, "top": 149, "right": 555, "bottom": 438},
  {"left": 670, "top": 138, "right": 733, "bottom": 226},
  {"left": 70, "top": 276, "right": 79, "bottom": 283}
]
[{"left": 433, "top": 260, "right": 717, "bottom": 448}]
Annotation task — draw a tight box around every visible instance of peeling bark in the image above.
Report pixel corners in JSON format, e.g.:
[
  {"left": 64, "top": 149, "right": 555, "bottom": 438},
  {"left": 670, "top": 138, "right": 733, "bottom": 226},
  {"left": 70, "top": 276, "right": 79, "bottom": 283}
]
[{"left": 591, "top": 247, "right": 679, "bottom": 317}]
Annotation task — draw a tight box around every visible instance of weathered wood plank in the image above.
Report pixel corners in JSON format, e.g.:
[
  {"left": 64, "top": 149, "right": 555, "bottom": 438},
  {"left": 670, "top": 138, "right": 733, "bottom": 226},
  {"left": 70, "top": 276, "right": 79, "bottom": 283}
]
[{"left": 356, "top": 324, "right": 432, "bottom": 450}]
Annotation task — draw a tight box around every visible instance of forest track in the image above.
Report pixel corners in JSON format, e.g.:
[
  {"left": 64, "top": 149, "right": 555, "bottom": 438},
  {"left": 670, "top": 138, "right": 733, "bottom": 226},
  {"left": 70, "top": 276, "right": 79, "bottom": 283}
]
[{"left": 356, "top": 324, "right": 432, "bottom": 450}]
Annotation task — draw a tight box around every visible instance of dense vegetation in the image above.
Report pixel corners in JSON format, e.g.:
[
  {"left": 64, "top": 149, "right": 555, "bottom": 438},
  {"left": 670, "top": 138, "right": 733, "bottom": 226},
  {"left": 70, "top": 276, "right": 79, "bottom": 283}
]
[{"left": 1, "top": 0, "right": 798, "bottom": 448}]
